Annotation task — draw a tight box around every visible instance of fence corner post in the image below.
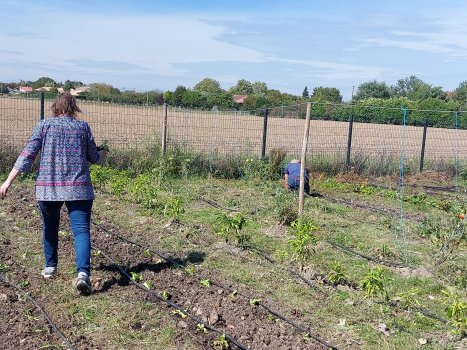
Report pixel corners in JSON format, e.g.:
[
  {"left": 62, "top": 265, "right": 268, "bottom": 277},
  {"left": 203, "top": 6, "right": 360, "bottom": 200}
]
[
  {"left": 346, "top": 114, "right": 354, "bottom": 170},
  {"left": 40, "top": 92, "right": 45, "bottom": 120},
  {"left": 261, "top": 108, "right": 269, "bottom": 159},
  {"left": 162, "top": 103, "right": 168, "bottom": 155},
  {"left": 419, "top": 118, "right": 428, "bottom": 172}
]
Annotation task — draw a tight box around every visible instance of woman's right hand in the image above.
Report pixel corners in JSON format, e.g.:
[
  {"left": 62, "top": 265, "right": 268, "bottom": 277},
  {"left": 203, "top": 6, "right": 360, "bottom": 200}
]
[{"left": 0, "top": 180, "right": 11, "bottom": 199}]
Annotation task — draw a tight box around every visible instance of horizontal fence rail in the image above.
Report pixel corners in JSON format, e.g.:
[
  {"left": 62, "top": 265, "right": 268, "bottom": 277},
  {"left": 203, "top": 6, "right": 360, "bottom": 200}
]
[{"left": 1, "top": 95, "right": 466, "bottom": 177}]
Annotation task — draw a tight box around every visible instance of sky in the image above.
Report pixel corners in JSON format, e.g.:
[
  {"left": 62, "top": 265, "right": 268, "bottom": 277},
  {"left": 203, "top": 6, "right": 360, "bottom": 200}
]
[{"left": 1, "top": 0, "right": 466, "bottom": 101}]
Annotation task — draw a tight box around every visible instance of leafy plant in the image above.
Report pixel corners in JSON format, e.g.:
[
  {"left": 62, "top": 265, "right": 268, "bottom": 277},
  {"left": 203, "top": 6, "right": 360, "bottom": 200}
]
[
  {"left": 287, "top": 217, "right": 318, "bottom": 262},
  {"left": 213, "top": 333, "right": 229, "bottom": 349},
  {"left": 360, "top": 267, "right": 389, "bottom": 301},
  {"left": 215, "top": 212, "right": 249, "bottom": 247},
  {"left": 327, "top": 261, "right": 349, "bottom": 286},
  {"left": 249, "top": 298, "right": 262, "bottom": 306},
  {"left": 130, "top": 272, "right": 143, "bottom": 282},
  {"left": 184, "top": 264, "right": 196, "bottom": 276},
  {"left": 200, "top": 279, "right": 212, "bottom": 287},
  {"left": 143, "top": 281, "right": 153, "bottom": 290},
  {"left": 143, "top": 249, "right": 151, "bottom": 258},
  {"left": 161, "top": 290, "right": 172, "bottom": 300},
  {"left": 441, "top": 288, "right": 467, "bottom": 336},
  {"left": 196, "top": 323, "right": 208, "bottom": 333},
  {"left": 229, "top": 290, "right": 238, "bottom": 299},
  {"left": 172, "top": 309, "right": 187, "bottom": 318},
  {"left": 163, "top": 196, "right": 185, "bottom": 221},
  {"left": 397, "top": 288, "right": 421, "bottom": 310}
]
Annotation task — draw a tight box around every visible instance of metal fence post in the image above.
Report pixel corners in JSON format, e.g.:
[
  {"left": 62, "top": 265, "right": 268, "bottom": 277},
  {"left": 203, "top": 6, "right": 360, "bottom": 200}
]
[
  {"left": 40, "top": 92, "right": 45, "bottom": 120},
  {"left": 346, "top": 114, "right": 354, "bottom": 169},
  {"left": 162, "top": 103, "right": 168, "bottom": 155},
  {"left": 261, "top": 108, "right": 269, "bottom": 159},
  {"left": 419, "top": 118, "right": 428, "bottom": 172}
]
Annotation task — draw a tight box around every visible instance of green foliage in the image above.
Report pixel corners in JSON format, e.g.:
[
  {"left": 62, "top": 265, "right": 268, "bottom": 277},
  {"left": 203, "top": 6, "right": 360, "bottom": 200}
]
[
  {"left": 397, "top": 288, "right": 421, "bottom": 310},
  {"left": 130, "top": 272, "right": 143, "bottom": 282},
  {"left": 441, "top": 288, "right": 467, "bottom": 336},
  {"left": 215, "top": 212, "right": 249, "bottom": 246},
  {"left": 312, "top": 86, "right": 343, "bottom": 103},
  {"left": 163, "top": 196, "right": 184, "bottom": 221},
  {"left": 200, "top": 279, "right": 212, "bottom": 287},
  {"left": 213, "top": 333, "right": 229, "bottom": 349},
  {"left": 249, "top": 298, "right": 262, "bottom": 306},
  {"left": 196, "top": 323, "right": 208, "bottom": 333},
  {"left": 353, "top": 80, "right": 392, "bottom": 101},
  {"left": 287, "top": 217, "right": 318, "bottom": 262},
  {"left": 360, "top": 267, "right": 389, "bottom": 301},
  {"left": 327, "top": 261, "right": 349, "bottom": 286}
]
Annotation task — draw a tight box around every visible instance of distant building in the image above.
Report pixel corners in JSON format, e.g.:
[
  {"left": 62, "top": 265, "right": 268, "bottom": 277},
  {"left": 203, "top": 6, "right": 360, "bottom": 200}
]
[
  {"left": 19, "top": 86, "right": 33, "bottom": 93},
  {"left": 70, "top": 86, "right": 90, "bottom": 96},
  {"left": 232, "top": 94, "right": 248, "bottom": 104}
]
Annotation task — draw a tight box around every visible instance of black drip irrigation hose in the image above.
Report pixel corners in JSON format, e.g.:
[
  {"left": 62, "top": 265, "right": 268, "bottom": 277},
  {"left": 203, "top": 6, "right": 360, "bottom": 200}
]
[
  {"left": 325, "top": 239, "right": 413, "bottom": 269},
  {"left": 92, "top": 221, "right": 341, "bottom": 350},
  {"left": 200, "top": 197, "right": 240, "bottom": 212},
  {"left": 0, "top": 273, "right": 76, "bottom": 350},
  {"left": 91, "top": 244, "right": 250, "bottom": 350}
]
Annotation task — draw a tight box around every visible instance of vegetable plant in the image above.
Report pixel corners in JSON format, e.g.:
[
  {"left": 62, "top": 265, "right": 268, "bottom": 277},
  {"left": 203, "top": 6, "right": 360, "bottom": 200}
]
[
  {"left": 327, "top": 261, "right": 349, "bottom": 286},
  {"left": 442, "top": 288, "right": 467, "bottom": 336},
  {"left": 287, "top": 217, "right": 318, "bottom": 262},
  {"left": 360, "top": 267, "right": 389, "bottom": 301},
  {"left": 213, "top": 333, "right": 229, "bottom": 349}
]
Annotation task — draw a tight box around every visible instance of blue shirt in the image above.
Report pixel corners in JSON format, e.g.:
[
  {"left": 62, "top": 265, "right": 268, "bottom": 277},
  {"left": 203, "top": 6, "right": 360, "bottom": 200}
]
[
  {"left": 14, "top": 116, "right": 101, "bottom": 201},
  {"left": 284, "top": 162, "right": 309, "bottom": 181}
]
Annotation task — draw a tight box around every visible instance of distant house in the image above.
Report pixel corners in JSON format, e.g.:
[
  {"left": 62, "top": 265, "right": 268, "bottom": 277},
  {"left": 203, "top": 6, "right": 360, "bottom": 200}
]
[
  {"left": 232, "top": 94, "right": 248, "bottom": 104},
  {"left": 70, "top": 86, "right": 90, "bottom": 96},
  {"left": 19, "top": 86, "right": 33, "bottom": 93},
  {"left": 35, "top": 86, "right": 55, "bottom": 92}
]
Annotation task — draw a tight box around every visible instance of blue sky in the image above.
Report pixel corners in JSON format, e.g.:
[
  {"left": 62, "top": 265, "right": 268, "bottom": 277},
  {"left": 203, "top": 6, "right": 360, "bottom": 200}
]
[{"left": 1, "top": 0, "right": 466, "bottom": 100}]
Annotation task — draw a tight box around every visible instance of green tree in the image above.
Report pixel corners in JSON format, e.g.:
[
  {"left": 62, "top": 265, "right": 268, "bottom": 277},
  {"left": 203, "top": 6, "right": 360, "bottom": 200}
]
[
  {"left": 252, "top": 81, "right": 268, "bottom": 95},
  {"left": 453, "top": 81, "right": 467, "bottom": 105},
  {"left": 393, "top": 75, "right": 446, "bottom": 100},
  {"left": 172, "top": 85, "right": 188, "bottom": 106},
  {"left": 302, "top": 86, "right": 309, "bottom": 98},
  {"left": 353, "top": 80, "right": 392, "bottom": 101},
  {"left": 230, "top": 79, "right": 253, "bottom": 95},
  {"left": 0, "top": 82, "right": 8, "bottom": 94},
  {"left": 312, "top": 86, "right": 342, "bottom": 103},
  {"left": 32, "top": 77, "right": 56, "bottom": 89},
  {"left": 193, "top": 78, "right": 224, "bottom": 94}
]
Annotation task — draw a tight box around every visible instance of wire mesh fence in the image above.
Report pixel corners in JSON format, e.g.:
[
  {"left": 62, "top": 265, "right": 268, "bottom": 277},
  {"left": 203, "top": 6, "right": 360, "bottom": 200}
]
[{"left": 1, "top": 94, "right": 466, "bottom": 179}]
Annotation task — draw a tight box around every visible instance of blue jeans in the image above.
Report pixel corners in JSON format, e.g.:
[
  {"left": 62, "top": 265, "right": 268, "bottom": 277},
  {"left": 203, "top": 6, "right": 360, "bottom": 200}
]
[{"left": 38, "top": 200, "right": 93, "bottom": 275}]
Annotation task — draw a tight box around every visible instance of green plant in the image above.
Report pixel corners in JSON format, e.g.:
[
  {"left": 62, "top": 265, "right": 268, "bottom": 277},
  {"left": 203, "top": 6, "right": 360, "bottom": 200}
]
[
  {"left": 249, "top": 298, "right": 262, "bottom": 306},
  {"left": 229, "top": 290, "right": 238, "bottom": 299},
  {"left": 142, "top": 281, "right": 153, "bottom": 290},
  {"left": 130, "top": 272, "right": 143, "bottom": 282},
  {"left": 196, "top": 323, "right": 208, "bottom": 333},
  {"left": 161, "top": 290, "right": 172, "bottom": 300},
  {"left": 143, "top": 249, "right": 151, "bottom": 258},
  {"left": 200, "top": 279, "right": 212, "bottom": 287},
  {"left": 360, "top": 267, "right": 389, "bottom": 301},
  {"left": 287, "top": 217, "right": 318, "bottom": 262},
  {"left": 441, "top": 288, "right": 467, "bottom": 336},
  {"left": 213, "top": 333, "right": 229, "bottom": 349},
  {"left": 184, "top": 264, "right": 196, "bottom": 276},
  {"left": 327, "top": 261, "right": 349, "bottom": 286},
  {"left": 163, "top": 196, "right": 185, "bottom": 221},
  {"left": 215, "top": 212, "right": 249, "bottom": 247},
  {"left": 397, "top": 288, "right": 421, "bottom": 310},
  {"left": 172, "top": 309, "right": 187, "bottom": 318}
]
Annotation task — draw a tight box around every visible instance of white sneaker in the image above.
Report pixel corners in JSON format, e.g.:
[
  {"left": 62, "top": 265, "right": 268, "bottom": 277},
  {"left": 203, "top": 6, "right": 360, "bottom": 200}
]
[
  {"left": 76, "top": 272, "right": 91, "bottom": 295},
  {"left": 41, "top": 267, "right": 57, "bottom": 279}
]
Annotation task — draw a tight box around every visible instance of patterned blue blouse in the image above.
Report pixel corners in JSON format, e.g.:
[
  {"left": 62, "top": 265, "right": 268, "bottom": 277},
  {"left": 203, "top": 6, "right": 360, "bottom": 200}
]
[{"left": 14, "top": 116, "right": 101, "bottom": 201}]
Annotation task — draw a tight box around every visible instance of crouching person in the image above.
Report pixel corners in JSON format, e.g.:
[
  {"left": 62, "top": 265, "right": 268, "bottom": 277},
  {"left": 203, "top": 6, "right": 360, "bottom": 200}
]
[{"left": 284, "top": 159, "right": 310, "bottom": 194}]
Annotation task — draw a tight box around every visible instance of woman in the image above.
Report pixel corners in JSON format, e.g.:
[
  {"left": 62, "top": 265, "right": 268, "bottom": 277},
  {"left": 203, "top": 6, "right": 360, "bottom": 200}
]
[{"left": 0, "top": 92, "right": 106, "bottom": 295}]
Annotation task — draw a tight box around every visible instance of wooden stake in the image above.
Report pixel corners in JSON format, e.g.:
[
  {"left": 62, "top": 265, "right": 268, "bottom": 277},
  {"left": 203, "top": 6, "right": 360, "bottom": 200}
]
[{"left": 299, "top": 102, "right": 312, "bottom": 216}]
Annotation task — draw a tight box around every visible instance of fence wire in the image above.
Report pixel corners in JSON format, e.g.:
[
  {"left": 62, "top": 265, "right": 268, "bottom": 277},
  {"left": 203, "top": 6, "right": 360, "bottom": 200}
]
[{"left": 1, "top": 96, "right": 466, "bottom": 179}]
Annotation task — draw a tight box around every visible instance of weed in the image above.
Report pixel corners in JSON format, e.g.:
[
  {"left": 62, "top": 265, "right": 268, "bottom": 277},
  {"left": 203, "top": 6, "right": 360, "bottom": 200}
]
[{"left": 215, "top": 212, "right": 249, "bottom": 247}]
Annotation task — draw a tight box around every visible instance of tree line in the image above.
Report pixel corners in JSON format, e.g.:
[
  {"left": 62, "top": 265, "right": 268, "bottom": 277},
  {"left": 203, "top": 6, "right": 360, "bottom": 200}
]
[{"left": 2, "top": 76, "right": 466, "bottom": 128}]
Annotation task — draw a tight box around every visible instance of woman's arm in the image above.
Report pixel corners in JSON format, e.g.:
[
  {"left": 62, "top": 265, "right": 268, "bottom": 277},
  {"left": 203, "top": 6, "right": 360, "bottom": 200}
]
[{"left": 0, "top": 168, "right": 20, "bottom": 199}]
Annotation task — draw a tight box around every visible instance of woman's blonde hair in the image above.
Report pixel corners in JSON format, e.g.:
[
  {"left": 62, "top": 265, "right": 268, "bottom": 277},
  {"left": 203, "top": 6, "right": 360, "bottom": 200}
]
[{"left": 51, "top": 92, "right": 82, "bottom": 117}]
